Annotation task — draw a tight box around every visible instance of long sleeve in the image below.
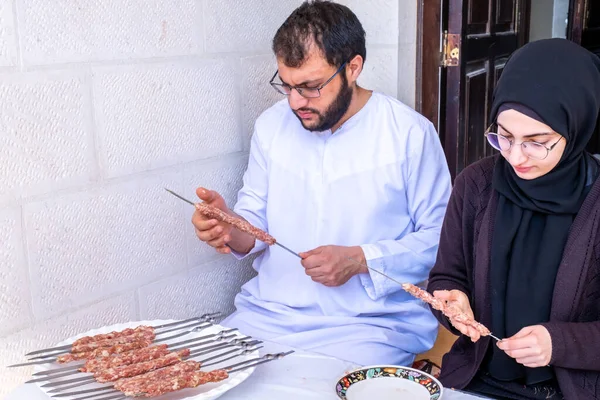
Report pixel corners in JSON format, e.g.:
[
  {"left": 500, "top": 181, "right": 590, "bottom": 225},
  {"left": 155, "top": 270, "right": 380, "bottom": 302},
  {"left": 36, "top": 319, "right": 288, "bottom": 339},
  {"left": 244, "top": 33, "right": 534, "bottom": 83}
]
[
  {"left": 427, "top": 172, "right": 473, "bottom": 334},
  {"left": 541, "top": 321, "right": 600, "bottom": 370},
  {"left": 359, "top": 122, "right": 452, "bottom": 300},
  {"left": 230, "top": 126, "right": 269, "bottom": 259}
]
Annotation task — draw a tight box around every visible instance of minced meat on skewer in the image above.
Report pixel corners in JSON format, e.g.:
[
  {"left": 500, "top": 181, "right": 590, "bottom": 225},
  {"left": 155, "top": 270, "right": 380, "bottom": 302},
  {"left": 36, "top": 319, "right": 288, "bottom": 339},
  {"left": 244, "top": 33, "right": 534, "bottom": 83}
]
[
  {"left": 72, "top": 326, "right": 153, "bottom": 347},
  {"left": 402, "top": 283, "right": 491, "bottom": 337},
  {"left": 113, "top": 360, "right": 201, "bottom": 392},
  {"left": 70, "top": 331, "right": 155, "bottom": 354},
  {"left": 81, "top": 344, "right": 171, "bottom": 373},
  {"left": 122, "top": 369, "right": 229, "bottom": 397},
  {"left": 95, "top": 350, "right": 191, "bottom": 383},
  {"left": 195, "top": 203, "right": 276, "bottom": 245},
  {"left": 57, "top": 340, "right": 153, "bottom": 363}
]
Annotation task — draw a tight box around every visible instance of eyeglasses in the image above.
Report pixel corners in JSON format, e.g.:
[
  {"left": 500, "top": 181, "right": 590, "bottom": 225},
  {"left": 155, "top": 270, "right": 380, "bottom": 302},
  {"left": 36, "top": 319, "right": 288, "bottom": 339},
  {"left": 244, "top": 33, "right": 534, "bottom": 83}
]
[
  {"left": 484, "top": 123, "right": 564, "bottom": 160},
  {"left": 269, "top": 62, "right": 347, "bottom": 98}
]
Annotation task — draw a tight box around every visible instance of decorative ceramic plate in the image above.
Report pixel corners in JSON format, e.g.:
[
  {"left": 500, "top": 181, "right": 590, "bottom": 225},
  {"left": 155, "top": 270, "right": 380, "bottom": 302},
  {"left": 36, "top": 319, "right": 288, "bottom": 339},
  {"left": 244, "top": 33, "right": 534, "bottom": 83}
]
[
  {"left": 335, "top": 365, "right": 444, "bottom": 400},
  {"left": 32, "top": 319, "right": 258, "bottom": 400}
]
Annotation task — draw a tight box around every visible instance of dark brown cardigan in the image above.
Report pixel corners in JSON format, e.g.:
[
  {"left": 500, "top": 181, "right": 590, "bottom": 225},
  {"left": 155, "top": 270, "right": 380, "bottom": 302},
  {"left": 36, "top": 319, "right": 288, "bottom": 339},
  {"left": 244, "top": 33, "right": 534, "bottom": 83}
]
[{"left": 427, "top": 155, "right": 600, "bottom": 399}]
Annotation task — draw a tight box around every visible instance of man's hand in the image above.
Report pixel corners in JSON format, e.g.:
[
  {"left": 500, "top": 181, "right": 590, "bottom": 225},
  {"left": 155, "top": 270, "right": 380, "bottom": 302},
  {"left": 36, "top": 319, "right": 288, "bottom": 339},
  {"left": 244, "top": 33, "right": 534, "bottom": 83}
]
[
  {"left": 191, "top": 188, "right": 234, "bottom": 254},
  {"left": 433, "top": 290, "right": 481, "bottom": 342},
  {"left": 497, "top": 325, "right": 552, "bottom": 368},
  {"left": 298, "top": 245, "right": 368, "bottom": 287}
]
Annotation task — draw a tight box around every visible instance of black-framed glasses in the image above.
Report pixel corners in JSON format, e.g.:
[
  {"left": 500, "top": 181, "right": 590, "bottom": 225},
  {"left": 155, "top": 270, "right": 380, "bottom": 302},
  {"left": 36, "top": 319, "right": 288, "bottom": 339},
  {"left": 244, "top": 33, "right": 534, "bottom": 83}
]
[
  {"left": 484, "top": 123, "right": 564, "bottom": 160},
  {"left": 269, "top": 62, "right": 347, "bottom": 98}
]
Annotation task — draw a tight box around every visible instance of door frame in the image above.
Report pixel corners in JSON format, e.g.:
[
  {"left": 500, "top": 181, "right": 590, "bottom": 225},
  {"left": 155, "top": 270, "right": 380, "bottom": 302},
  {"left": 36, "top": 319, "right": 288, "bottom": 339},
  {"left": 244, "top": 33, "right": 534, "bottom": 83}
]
[
  {"left": 415, "top": 0, "right": 443, "bottom": 132},
  {"left": 416, "top": 0, "right": 585, "bottom": 135}
]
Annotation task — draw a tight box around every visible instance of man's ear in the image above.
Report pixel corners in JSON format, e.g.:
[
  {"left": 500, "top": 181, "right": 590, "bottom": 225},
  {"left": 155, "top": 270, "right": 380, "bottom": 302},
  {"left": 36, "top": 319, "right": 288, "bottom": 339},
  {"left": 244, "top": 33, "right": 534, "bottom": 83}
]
[{"left": 346, "top": 54, "right": 364, "bottom": 84}]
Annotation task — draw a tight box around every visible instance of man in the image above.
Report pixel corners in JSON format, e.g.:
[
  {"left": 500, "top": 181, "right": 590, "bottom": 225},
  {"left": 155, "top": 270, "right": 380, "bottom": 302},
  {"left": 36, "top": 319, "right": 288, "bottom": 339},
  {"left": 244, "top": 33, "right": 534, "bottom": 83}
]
[{"left": 192, "top": 0, "right": 451, "bottom": 366}]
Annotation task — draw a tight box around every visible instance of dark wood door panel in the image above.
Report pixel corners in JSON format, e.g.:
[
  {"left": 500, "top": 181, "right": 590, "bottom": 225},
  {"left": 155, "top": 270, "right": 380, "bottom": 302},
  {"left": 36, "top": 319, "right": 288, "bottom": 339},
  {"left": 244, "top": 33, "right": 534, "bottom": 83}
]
[
  {"left": 468, "top": 0, "right": 490, "bottom": 34},
  {"left": 466, "top": 34, "right": 519, "bottom": 60},
  {"left": 587, "top": 0, "right": 600, "bottom": 28},
  {"left": 464, "top": 65, "right": 490, "bottom": 169},
  {"left": 495, "top": 0, "right": 516, "bottom": 30}
]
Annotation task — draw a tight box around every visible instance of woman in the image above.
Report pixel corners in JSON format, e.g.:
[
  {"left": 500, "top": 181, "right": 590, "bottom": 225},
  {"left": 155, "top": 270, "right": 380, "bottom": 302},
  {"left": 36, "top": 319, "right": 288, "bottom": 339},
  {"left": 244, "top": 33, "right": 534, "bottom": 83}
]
[{"left": 427, "top": 38, "right": 600, "bottom": 400}]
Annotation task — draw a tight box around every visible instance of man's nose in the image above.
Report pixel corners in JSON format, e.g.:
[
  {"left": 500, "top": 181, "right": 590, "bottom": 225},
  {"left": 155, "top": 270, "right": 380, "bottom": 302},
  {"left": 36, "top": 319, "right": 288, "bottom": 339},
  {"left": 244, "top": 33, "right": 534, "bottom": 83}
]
[{"left": 288, "top": 89, "right": 309, "bottom": 110}]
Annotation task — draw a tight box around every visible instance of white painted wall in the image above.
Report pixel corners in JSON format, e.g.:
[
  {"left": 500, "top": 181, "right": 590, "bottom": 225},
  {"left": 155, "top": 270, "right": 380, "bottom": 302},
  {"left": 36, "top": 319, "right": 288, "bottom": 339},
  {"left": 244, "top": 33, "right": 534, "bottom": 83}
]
[
  {"left": 0, "top": 0, "right": 416, "bottom": 396},
  {"left": 529, "top": 0, "right": 569, "bottom": 41},
  {"left": 552, "top": 0, "right": 569, "bottom": 39}
]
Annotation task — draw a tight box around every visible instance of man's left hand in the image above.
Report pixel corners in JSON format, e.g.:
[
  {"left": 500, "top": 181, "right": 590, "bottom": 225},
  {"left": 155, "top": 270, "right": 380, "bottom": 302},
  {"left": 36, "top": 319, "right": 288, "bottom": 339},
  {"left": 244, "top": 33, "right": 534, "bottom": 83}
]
[
  {"left": 299, "top": 245, "right": 368, "bottom": 287},
  {"left": 497, "top": 325, "right": 553, "bottom": 368}
]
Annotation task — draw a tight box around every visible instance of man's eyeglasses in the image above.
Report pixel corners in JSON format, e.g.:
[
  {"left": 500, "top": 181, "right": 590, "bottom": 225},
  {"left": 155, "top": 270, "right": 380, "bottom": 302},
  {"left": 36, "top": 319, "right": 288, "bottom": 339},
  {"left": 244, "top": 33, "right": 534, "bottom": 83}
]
[
  {"left": 484, "top": 123, "right": 564, "bottom": 160},
  {"left": 269, "top": 62, "right": 347, "bottom": 98}
]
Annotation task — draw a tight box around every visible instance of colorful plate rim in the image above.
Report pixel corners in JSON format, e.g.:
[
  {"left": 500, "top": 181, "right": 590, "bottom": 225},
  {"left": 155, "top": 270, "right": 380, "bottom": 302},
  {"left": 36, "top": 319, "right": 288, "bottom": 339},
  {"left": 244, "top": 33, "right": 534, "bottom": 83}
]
[{"left": 335, "top": 364, "right": 444, "bottom": 400}]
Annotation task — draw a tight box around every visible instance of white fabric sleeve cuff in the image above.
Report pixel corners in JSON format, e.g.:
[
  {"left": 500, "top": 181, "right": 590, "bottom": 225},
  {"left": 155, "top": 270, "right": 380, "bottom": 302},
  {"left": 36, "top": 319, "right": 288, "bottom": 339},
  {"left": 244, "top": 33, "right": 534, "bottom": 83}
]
[{"left": 358, "top": 243, "right": 387, "bottom": 301}]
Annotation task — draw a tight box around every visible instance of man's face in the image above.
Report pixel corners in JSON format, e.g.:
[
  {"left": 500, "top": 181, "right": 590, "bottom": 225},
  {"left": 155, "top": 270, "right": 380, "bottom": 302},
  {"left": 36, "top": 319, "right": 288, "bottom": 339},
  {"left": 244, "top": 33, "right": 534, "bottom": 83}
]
[{"left": 276, "top": 52, "right": 353, "bottom": 132}]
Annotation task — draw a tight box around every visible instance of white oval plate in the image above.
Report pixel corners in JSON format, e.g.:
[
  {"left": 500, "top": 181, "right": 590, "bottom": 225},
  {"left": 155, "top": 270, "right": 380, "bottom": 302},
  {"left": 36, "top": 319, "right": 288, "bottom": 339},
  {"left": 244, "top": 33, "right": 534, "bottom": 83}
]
[
  {"left": 335, "top": 365, "right": 444, "bottom": 400},
  {"left": 32, "top": 319, "right": 258, "bottom": 400}
]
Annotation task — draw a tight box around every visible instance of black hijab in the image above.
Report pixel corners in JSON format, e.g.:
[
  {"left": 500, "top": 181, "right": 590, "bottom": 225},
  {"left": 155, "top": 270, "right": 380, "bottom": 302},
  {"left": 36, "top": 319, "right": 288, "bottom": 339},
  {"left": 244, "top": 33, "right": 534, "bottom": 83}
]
[{"left": 486, "top": 39, "right": 600, "bottom": 384}]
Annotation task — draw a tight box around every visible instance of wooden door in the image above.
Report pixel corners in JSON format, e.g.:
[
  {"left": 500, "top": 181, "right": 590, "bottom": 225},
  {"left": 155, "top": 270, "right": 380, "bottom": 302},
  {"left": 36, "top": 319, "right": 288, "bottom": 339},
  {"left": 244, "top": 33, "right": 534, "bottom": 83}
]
[
  {"left": 569, "top": 0, "right": 600, "bottom": 154},
  {"left": 440, "top": 0, "right": 529, "bottom": 179},
  {"left": 570, "top": 0, "right": 600, "bottom": 55}
]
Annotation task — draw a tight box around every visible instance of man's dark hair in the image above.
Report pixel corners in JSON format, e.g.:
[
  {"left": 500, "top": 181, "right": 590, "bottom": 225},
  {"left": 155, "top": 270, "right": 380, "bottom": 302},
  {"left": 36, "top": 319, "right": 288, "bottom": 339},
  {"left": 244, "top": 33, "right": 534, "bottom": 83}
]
[{"left": 272, "top": 1, "right": 366, "bottom": 68}]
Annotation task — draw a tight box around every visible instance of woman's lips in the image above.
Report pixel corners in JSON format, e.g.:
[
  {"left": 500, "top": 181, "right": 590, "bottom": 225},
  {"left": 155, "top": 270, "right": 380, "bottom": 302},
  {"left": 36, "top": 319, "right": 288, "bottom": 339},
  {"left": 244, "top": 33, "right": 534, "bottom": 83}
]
[{"left": 514, "top": 166, "right": 533, "bottom": 173}]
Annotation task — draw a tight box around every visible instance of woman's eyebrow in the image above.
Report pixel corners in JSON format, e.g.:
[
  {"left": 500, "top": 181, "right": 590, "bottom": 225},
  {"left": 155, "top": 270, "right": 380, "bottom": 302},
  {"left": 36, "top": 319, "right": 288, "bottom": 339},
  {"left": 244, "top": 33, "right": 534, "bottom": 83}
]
[{"left": 497, "top": 122, "right": 554, "bottom": 138}]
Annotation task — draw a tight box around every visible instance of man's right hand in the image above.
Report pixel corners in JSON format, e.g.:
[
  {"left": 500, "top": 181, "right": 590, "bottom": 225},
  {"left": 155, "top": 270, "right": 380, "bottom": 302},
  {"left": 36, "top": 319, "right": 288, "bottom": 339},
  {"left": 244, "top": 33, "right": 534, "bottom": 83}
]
[
  {"left": 433, "top": 289, "right": 481, "bottom": 342},
  {"left": 192, "top": 187, "right": 234, "bottom": 254}
]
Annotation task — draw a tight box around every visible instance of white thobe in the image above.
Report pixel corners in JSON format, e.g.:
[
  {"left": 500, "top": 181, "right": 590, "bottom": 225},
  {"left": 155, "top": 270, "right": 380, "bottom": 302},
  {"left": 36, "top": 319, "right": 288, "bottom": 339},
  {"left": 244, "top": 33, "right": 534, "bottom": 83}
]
[{"left": 221, "top": 92, "right": 452, "bottom": 366}]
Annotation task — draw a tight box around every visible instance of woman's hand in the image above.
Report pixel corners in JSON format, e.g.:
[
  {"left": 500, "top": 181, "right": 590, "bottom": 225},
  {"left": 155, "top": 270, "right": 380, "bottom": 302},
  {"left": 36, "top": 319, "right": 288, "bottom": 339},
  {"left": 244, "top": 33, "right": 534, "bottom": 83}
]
[
  {"left": 497, "top": 325, "right": 552, "bottom": 368},
  {"left": 433, "top": 290, "right": 482, "bottom": 342}
]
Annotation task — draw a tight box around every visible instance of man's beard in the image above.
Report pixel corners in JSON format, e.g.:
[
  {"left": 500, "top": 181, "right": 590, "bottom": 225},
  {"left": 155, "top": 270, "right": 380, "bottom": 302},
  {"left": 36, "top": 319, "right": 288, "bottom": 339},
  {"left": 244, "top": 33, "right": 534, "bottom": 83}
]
[{"left": 294, "top": 79, "right": 353, "bottom": 132}]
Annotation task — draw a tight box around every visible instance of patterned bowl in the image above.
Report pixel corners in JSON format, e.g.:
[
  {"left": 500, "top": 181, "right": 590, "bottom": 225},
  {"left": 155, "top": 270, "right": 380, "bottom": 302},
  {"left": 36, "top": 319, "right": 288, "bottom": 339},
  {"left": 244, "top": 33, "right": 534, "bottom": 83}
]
[{"left": 335, "top": 365, "right": 444, "bottom": 400}]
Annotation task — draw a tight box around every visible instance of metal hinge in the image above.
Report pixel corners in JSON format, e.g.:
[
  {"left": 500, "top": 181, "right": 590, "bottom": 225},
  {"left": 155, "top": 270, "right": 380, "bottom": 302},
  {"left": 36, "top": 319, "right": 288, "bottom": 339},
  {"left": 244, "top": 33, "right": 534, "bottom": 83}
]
[{"left": 440, "top": 31, "right": 460, "bottom": 67}]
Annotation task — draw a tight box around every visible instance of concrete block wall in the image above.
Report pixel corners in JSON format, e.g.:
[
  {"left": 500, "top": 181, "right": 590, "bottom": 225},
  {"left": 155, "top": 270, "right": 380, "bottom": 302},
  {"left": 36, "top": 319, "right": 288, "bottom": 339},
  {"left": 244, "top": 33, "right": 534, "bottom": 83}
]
[{"left": 0, "top": 0, "right": 416, "bottom": 395}]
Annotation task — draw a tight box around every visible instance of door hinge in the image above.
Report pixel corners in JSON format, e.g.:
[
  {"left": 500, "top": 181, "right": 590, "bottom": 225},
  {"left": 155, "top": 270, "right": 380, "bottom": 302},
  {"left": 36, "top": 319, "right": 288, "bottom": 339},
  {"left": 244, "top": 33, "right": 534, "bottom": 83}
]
[{"left": 441, "top": 31, "right": 460, "bottom": 67}]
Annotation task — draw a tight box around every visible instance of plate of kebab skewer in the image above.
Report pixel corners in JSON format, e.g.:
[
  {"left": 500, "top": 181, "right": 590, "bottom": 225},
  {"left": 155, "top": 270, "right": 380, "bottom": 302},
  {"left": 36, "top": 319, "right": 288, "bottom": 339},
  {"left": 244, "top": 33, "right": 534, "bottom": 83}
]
[{"left": 12, "top": 313, "right": 294, "bottom": 400}]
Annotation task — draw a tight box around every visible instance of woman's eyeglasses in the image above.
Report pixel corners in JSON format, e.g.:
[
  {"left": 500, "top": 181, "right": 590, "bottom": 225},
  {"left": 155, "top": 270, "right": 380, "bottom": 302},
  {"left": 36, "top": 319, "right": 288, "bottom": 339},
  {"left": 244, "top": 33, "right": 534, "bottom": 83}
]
[{"left": 484, "top": 123, "right": 564, "bottom": 160}]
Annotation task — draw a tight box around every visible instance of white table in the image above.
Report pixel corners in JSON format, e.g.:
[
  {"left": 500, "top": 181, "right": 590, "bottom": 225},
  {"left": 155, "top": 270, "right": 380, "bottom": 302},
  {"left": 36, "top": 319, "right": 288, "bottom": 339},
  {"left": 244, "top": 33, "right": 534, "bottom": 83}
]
[{"left": 7, "top": 341, "right": 490, "bottom": 400}]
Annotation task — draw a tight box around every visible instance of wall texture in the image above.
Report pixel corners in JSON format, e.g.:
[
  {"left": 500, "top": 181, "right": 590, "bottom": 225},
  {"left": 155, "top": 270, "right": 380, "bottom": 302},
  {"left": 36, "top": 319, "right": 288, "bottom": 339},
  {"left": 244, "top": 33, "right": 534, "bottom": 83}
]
[{"left": 0, "top": 0, "right": 416, "bottom": 396}]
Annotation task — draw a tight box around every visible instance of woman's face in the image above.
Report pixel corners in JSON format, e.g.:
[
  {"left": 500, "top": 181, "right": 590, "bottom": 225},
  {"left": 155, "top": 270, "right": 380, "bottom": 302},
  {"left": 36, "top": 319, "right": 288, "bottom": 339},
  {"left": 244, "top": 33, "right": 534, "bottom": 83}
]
[{"left": 496, "top": 109, "right": 567, "bottom": 180}]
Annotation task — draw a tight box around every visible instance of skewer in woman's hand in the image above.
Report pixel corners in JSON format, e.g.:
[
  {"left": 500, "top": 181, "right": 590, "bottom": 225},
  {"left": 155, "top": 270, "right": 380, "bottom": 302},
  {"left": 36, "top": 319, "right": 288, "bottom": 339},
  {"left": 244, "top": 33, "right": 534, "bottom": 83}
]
[
  {"left": 497, "top": 325, "right": 552, "bottom": 368},
  {"left": 433, "top": 290, "right": 482, "bottom": 342}
]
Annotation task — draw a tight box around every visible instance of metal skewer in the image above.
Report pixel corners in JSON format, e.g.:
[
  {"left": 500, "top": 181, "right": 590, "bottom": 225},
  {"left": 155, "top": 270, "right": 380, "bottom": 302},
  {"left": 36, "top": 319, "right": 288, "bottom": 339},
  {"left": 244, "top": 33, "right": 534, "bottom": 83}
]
[
  {"left": 165, "top": 189, "right": 303, "bottom": 259},
  {"left": 47, "top": 340, "right": 262, "bottom": 394},
  {"left": 40, "top": 337, "right": 247, "bottom": 389},
  {"left": 165, "top": 190, "right": 504, "bottom": 346},
  {"left": 165, "top": 189, "right": 427, "bottom": 288},
  {"left": 25, "top": 328, "right": 239, "bottom": 382},
  {"left": 52, "top": 345, "right": 264, "bottom": 399},
  {"left": 24, "top": 313, "right": 221, "bottom": 358},
  {"left": 44, "top": 337, "right": 261, "bottom": 391},
  {"left": 10, "top": 321, "right": 220, "bottom": 368},
  {"left": 25, "top": 320, "right": 217, "bottom": 362},
  {"left": 59, "top": 349, "right": 292, "bottom": 400}
]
